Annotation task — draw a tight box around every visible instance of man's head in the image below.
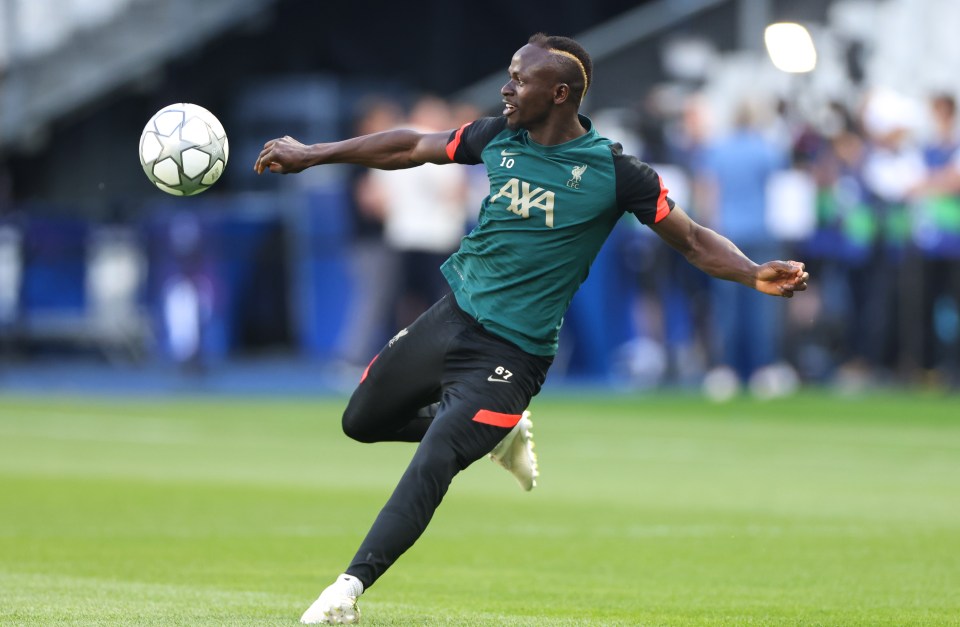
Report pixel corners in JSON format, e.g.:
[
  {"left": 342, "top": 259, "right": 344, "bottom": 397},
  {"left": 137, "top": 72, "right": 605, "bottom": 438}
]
[
  {"left": 501, "top": 34, "right": 593, "bottom": 131},
  {"left": 527, "top": 33, "right": 592, "bottom": 104}
]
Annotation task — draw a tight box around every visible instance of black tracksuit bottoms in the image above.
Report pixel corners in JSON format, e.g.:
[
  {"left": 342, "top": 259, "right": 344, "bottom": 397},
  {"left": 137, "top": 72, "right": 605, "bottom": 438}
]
[{"left": 340, "top": 294, "right": 552, "bottom": 588}]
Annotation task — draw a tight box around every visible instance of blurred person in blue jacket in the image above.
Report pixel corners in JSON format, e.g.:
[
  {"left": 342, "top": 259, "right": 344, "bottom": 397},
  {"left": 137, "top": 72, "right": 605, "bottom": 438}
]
[{"left": 700, "top": 100, "right": 793, "bottom": 398}]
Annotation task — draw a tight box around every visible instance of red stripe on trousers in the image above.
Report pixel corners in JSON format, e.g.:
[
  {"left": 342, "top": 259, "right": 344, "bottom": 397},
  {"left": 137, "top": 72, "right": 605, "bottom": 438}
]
[
  {"left": 472, "top": 409, "right": 522, "bottom": 428},
  {"left": 360, "top": 355, "right": 378, "bottom": 383}
]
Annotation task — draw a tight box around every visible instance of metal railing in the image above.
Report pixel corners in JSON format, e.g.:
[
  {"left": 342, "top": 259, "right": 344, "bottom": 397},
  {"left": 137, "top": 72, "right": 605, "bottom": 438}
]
[{"left": 0, "top": 0, "right": 276, "bottom": 152}]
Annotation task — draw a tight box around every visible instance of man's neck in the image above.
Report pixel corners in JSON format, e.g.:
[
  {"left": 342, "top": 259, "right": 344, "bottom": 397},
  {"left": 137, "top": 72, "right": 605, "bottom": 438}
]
[{"left": 526, "top": 114, "right": 588, "bottom": 146}]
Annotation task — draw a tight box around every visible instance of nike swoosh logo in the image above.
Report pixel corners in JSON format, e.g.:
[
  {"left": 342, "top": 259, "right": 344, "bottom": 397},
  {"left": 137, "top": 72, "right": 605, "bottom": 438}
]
[
  {"left": 501, "top": 150, "right": 520, "bottom": 157},
  {"left": 487, "top": 376, "right": 512, "bottom": 383}
]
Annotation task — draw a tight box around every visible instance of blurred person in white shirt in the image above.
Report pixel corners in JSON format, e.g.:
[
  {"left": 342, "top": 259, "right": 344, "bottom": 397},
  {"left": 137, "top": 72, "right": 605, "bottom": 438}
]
[{"left": 371, "top": 96, "right": 468, "bottom": 328}]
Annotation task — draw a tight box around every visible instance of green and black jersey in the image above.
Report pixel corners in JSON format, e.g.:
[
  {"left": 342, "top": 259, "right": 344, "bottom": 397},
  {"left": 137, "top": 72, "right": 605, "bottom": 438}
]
[{"left": 442, "top": 114, "right": 674, "bottom": 357}]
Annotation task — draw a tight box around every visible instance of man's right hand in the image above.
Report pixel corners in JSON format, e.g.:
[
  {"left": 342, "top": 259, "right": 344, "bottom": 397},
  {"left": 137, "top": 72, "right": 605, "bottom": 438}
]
[{"left": 254, "top": 136, "right": 315, "bottom": 174}]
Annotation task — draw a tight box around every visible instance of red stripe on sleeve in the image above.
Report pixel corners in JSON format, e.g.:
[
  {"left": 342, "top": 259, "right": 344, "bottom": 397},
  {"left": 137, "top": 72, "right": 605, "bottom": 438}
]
[
  {"left": 472, "top": 409, "right": 522, "bottom": 428},
  {"left": 360, "top": 355, "right": 378, "bottom": 383},
  {"left": 445, "top": 122, "right": 471, "bottom": 161},
  {"left": 654, "top": 174, "right": 671, "bottom": 223}
]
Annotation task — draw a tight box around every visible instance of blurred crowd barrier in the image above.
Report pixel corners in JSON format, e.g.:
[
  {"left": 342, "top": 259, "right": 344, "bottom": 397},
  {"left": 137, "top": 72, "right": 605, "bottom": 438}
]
[
  {"left": 605, "top": 85, "right": 960, "bottom": 394},
  {"left": 2, "top": 88, "right": 959, "bottom": 394}
]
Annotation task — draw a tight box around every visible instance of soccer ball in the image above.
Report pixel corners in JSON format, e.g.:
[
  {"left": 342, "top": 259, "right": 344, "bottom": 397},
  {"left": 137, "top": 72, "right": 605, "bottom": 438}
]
[{"left": 139, "top": 103, "right": 229, "bottom": 196}]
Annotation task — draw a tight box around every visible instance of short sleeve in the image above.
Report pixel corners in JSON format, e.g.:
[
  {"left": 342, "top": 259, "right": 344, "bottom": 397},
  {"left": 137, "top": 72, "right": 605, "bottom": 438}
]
[
  {"left": 610, "top": 143, "right": 674, "bottom": 225},
  {"left": 446, "top": 117, "right": 509, "bottom": 165}
]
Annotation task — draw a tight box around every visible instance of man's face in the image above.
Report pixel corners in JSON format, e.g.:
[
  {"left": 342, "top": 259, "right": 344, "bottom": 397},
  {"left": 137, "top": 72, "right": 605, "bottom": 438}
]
[{"left": 501, "top": 45, "right": 561, "bottom": 131}]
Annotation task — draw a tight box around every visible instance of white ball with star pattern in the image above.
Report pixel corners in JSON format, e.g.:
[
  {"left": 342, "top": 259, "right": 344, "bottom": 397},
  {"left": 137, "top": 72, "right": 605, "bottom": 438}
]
[{"left": 139, "top": 103, "right": 229, "bottom": 196}]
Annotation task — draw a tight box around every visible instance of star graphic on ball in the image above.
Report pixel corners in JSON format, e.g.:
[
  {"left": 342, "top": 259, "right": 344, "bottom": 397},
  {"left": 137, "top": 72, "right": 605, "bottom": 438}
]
[
  {"left": 155, "top": 127, "right": 194, "bottom": 170},
  {"left": 195, "top": 126, "right": 228, "bottom": 171}
]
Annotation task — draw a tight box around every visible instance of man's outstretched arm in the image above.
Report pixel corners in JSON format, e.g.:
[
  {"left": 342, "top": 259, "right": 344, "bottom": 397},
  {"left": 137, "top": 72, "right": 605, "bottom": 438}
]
[
  {"left": 650, "top": 206, "right": 808, "bottom": 298},
  {"left": 254, "top": 129, "right": 453, "bottom": 174}
]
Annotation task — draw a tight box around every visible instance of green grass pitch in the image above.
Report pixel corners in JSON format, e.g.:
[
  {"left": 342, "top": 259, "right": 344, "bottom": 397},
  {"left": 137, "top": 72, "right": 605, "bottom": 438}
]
[{"left": 1, "top": 391, "right": 958, "bottom": 625}]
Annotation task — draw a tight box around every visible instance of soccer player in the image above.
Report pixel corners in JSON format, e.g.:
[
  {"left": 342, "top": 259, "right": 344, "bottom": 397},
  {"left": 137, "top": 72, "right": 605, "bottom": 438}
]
[{"left": 255, "top": 33, "right": 809, "bottom": 625}]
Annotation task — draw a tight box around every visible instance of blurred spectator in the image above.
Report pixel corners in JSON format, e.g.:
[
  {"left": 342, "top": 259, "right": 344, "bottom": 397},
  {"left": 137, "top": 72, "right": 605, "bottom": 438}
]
[
  {"left": 370, "top": 95, "right": 468, "bottom": 329},
  {"left": 160, "top": 213, "right": 213, "bottom": 373},
  {"left": 699, "top": 99, "right": 793, "bottom": 398},
  {"left": 661, "top": 94, "right": 713, "bottom": 383},
  {"left": 921, "top": 93, "right": 959, "bottom": 168},
  {"left": 635, "top": 84, "right": 683, "bottom": 164},
  {"left": 668, "top": 93, "right": 712, "bottom": 175},
  {"left": 905, "top": 93, "right": 960, "bottom": 384},
  {"left": 334, "top": 98, "right": 404, "bottom": 369},
  {"left": 799, "top": 102, "right": 868, "bottom": 382},
  {"left": 852, "top": 89, "right": 925, "bottom": 380},
  {"left": 632, "top": 94, "right": 712, "bottom": 385}
]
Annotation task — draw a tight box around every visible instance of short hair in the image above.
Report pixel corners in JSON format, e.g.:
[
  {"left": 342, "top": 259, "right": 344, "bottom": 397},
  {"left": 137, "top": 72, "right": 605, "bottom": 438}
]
[{"left": 528, "top": 33, "right": 593, "bottom": 104}]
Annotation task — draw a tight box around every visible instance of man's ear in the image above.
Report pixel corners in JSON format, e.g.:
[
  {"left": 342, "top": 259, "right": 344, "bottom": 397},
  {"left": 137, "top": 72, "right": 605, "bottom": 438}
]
[{"left": 554, "top": 83, "right": 571, "bottom": 105}]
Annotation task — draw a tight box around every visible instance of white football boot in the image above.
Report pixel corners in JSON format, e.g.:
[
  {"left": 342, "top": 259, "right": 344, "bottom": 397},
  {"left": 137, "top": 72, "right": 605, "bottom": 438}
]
[
  {"left": 489, "top": 410, "right": 538, "bottom": 491},
  {"left": 300, "top": 574, "right": 363, "bottom": 625}
]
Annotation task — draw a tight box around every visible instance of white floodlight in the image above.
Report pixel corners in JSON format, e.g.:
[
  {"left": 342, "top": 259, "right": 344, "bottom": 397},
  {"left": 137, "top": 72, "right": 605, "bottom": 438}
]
[{"left": 764, "top": 22, "right": 817, "bottom": 73}]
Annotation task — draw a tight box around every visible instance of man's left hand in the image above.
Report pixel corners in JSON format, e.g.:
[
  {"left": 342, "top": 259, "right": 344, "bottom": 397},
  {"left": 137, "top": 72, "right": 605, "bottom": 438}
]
[{"left": 755, "top": 261, "right": 808, "bottom": 298}]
